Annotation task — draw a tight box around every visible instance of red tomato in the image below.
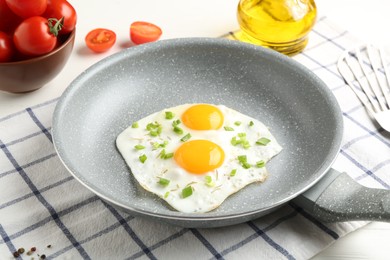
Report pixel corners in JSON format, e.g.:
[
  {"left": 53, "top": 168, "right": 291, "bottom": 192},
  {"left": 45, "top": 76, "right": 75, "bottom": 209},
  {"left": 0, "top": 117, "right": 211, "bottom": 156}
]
[
  {"left": 5, "top": 0, "right": 47, "bottom": 19},
  {"left": 130, "top": 21, "right": 162, "bottom": 45},
  {"left": 0, "top": 31, "right": 14, "bottom": 62},
  {"left": 85, "top": 28, "right": 116, "bottom": 53},
  {"left": 13, "top": 16, "right": 57, "bottom": 56},
  {"left": 0, "top": 0, "right": 22, "bottom": 33},
  {"left": 44, "top": 0, "right": 76, "bottom": 34}
]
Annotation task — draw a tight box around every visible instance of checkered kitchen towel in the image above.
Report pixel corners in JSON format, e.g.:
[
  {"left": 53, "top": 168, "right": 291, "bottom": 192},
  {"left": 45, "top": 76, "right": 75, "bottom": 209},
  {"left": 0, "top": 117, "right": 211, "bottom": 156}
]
[{"left": 1, "top": 17, "right": 390, "bottom": 259}]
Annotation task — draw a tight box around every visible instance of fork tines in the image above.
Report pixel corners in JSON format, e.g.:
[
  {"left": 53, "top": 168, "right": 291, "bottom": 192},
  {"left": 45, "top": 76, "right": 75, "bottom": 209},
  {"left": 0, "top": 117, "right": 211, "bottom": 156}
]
[{"left": 338, "top": 45, "right": 390, "bottom": 116}]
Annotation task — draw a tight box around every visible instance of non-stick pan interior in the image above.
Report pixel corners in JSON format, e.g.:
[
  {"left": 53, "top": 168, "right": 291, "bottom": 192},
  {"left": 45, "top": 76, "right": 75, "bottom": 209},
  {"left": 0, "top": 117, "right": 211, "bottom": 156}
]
[{"left": 53, "top": 38, "right": 343, "bottom": 220}]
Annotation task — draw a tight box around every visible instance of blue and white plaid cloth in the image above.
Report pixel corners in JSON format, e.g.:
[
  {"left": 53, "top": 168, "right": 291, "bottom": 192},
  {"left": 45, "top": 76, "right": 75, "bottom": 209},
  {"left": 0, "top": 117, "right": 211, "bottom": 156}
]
[{"left": 1, "top": 17, "right": 389, "bottom": 259}]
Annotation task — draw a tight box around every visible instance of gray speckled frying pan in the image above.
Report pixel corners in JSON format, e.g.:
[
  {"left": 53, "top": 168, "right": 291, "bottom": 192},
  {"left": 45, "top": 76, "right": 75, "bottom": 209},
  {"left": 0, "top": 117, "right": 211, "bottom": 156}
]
[{"left": 52, "top": 38, "right": 390, "bottom": 228}]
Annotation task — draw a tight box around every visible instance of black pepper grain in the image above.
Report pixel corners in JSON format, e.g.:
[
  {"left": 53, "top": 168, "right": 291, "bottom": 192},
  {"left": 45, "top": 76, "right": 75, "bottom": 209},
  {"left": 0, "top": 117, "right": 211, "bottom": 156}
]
[
  {"left": 13, "top": 251, "right": 20, "bottom": 257},
  {"left": 40, "top": 254, "right": 46, "bottom": 259}
]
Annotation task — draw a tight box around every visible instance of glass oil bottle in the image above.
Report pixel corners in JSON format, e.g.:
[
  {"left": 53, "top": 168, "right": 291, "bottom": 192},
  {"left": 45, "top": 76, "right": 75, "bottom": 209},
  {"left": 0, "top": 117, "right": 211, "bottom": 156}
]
[{"left": 229, "top": 0, "right": 317, "bottom": 56}]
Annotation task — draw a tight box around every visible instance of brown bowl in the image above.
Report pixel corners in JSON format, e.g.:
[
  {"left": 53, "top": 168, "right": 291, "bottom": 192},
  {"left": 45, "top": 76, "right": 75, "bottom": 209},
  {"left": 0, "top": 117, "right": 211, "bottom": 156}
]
[{"left": 0, "top": 29, "right": 75, "bottom": 93}]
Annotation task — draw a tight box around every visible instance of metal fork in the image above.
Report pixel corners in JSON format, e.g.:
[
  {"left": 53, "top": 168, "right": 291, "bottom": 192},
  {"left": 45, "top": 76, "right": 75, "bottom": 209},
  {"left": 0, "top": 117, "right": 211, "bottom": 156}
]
[{"left": 338, "top": 45, "right": 390, "bottom": 132}]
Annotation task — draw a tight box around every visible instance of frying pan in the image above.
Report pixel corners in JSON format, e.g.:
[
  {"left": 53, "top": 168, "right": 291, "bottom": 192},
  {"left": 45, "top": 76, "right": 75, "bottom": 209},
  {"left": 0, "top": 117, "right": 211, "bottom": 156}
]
[{"left": 52, "top": 38, "right": 390, "bottom": 228}]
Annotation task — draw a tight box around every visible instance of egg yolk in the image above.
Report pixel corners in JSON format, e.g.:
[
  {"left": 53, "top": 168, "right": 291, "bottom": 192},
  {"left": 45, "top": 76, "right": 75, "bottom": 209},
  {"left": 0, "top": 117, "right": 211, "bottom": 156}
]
[
  {"left": 182, "top": 104, "right": 224, "bottom": 130},
  {"left": 174, "top": 140, "right": 225, "bottom": 174}
]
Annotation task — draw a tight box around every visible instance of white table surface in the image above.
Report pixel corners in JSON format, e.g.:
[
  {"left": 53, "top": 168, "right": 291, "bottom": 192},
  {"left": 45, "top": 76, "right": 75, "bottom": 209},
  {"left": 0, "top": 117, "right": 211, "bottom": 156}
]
[{"left": 1, "top": 0, "right": 390, "bottom": 259}]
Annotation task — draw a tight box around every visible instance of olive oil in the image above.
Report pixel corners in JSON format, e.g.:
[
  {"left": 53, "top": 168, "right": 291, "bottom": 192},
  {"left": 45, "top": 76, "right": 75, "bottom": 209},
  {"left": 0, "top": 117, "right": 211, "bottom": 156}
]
[{"left": 233, "top": 0, "right": 317, "bottom": 56}]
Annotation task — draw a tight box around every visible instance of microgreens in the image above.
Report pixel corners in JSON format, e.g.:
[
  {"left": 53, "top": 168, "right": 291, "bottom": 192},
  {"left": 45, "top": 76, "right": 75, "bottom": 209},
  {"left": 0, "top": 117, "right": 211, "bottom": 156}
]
[
  {"left": 224, "top": 126, "right": 234, "bottom": 131},
  {"left": 256, "top": 137, "right": 271, "bottom": 146},
  {"left": 146, "top": 122, "right": 162, "bottom": 136},
  {"left": 256, "top": 160, "right": 265, "bottom": 168},
  {"left": 165, "top": 111, "right": 175, "bottom": 120},
  {"left": 157, "top": 177, "right": 170, "bottom": 186},
  {"left": 229, "top": 169, "right": 237, "bottom": 177},
  {"left": 139, "top": 154, "right": 147, "bottom": 163},
  {"left": 134, "top": 144, "right": 145, "bottom": 150},
  {"left": 182, "top": 186, "right": 193, "bottom": 198},
  {"left": 172, "top": 119, "right": 181, "bottom": 127},
  {"left": 158, "top": 149, "right": 174, "bottom": 160},
  {"left": 204, "top": 176, "right": 215, "bottom": 187},
  {"left": 173, "top": 126, "right": 183, "bottom": 135},
  {"left": 180, "top": 133, "right": 192, "bottom": 142},
  {"left": 238, "top": 155, "right": 251, "bottom": 169},
  {"left": 172, "top": 119, "right": 183, "bottom": 134},
  {"left": 231, "top": 132, "right": 251, "bottom": 149},
  {"left": 152, "top": 140, "right": 168, "bottom": 150}
]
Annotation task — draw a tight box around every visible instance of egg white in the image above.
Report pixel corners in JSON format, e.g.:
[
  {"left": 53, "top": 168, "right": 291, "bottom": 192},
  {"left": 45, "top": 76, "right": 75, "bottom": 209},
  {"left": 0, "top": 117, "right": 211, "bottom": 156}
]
[{"left": 116, "top": 104, "right": 282, "bottom": 213}]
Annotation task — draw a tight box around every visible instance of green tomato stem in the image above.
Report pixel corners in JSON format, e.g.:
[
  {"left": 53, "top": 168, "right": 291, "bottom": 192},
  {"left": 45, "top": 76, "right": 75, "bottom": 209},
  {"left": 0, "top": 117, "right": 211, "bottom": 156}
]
[{"left": 47, "top": 17, "right": 64, "bottom": 37}]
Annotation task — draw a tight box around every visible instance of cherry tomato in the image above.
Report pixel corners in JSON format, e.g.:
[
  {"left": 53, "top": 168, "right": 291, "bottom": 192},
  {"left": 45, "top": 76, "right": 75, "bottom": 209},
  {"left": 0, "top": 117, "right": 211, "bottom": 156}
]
[
  {"left": 0, "top": 0, "right": 22, "bottom": 33},
  {"left": 44, "top": 0, "right": 76, "bottom": 34},
  {"left": 85, "top": 28, "right": 116, "bottom": 53},
  {"left": 13, "top": 16, "right": 58, "bottom": 56},
  {"left": 0, "top": 31, "right": 14, "bottom": 62},
  {"left": 5, "top": 0, "right": 47, "bottom": 19},
  {"left": 130, "top": 21, "right": 162, "bottom": 45}
]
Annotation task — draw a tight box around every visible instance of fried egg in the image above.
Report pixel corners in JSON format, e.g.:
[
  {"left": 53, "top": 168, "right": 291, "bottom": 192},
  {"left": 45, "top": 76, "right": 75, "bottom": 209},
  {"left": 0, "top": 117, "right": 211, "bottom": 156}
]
[{"left": 116, "top": 104, "right": 282, "bottom": 213}]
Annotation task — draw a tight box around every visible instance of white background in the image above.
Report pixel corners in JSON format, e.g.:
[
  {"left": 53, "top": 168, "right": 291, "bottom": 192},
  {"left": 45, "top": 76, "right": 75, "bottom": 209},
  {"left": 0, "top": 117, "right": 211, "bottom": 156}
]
[{"left": 1, "top": 0, "right": 390, "bottom": 258}]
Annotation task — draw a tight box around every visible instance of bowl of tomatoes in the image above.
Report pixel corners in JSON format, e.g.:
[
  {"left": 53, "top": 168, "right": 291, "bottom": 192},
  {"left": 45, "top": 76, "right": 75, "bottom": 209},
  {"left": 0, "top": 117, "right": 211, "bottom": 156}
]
[{"left": 0, "top": 0, "right": 77, "bottom": 93}]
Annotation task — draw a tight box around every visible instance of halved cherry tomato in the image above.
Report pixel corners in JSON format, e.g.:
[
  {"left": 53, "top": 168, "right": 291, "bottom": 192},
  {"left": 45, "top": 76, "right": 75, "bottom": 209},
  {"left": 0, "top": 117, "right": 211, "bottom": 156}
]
[
  {"left": 0, "top": 31, "right": 14, "bottom": 62},
  {"left": 5, "top": 0, "right": 47, "bottom": 19},
  {"left": 13, "top": 16, "right": 58, "bottom": 56},
  {"left": 44, "top": 0, "right": 77, "bottom": 34},
  {"left": 85, "top": 28, "right": 116, "bottom": 53},
  {"left": 130, "top": 21, "right": 162, "bottom": 45}
]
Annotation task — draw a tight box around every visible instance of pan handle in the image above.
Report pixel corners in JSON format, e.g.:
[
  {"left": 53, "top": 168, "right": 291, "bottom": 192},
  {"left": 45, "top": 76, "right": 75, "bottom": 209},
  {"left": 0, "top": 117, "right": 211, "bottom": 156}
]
[{"left": 293, "top": 168, "right": 390, "bottom": 222}]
